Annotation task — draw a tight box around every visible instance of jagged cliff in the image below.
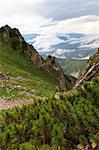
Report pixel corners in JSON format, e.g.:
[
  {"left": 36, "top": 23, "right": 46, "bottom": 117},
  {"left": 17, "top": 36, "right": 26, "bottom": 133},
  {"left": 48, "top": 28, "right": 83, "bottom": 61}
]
[
  {"left": 0, "top": 25, "right": 44, "bottom": 67},
  {"left": 0, "top": 25, "right": 73, "bottom": 91},
  {"left": 44, "top": 55, "right": 66, "bottom": 91},
  {"left": 74, "top": 49, "right": 99, "bottom": 89}
]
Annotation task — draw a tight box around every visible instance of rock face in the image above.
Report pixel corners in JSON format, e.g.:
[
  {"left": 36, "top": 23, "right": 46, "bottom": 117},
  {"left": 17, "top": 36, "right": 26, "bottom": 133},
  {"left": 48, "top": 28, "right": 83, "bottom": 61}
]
[
  {"left": 0, "top": 25, "right": 68, "bottom": 91},
  {"left": 44, "top": 55, "right": 66, "bottom": 91},
  {"left": 84, "top": 48, "right": 99, "bottom": 80},
  {"left": 74, "top": 49, "right": 99, "bottom": 89},
  {"left": 0, "top": 25, "right": 24, "bottom": 42}
]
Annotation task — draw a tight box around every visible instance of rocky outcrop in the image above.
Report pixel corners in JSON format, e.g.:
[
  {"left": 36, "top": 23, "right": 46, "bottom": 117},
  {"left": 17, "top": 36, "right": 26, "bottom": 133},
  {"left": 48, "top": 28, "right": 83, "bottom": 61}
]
[
  {"left": 0, "top": 25, "right": 24, "bottom": 42},
  {"left": 0, "top": 73, "right": 9, "bottom": 80},
  {"left": 44, "top": 55, "right": 66, "bottom": 91},
  {"left": 74, "top": 49, "right": 99, "bottom": 89},
  {"left": 0, "top": 25, "right": 45, "bottom": 67},
  {"left": 25, "top": 46, "right": 44, "bottom": 67},
  {"left": 81, "top": 49, "right": 99, "bottom": 81},
  {"left": 0, "top": 25, "right": 69, "bottom": 91}
]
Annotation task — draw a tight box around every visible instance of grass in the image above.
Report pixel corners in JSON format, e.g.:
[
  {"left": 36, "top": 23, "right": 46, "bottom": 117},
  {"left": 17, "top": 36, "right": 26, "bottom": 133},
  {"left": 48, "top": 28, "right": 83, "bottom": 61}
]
[
  {"left": 58, "top": 58, "right": 87, "bottom": 75},
  {"left": 0, "top": 42, "right": 57, "bottom": 101}
]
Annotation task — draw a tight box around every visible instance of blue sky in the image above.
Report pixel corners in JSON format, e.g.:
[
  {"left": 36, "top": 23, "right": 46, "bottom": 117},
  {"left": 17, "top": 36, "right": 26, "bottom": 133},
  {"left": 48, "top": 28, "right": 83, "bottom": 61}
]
[{"left": 0, "top": 0, "right": 99, "bottom": 55}]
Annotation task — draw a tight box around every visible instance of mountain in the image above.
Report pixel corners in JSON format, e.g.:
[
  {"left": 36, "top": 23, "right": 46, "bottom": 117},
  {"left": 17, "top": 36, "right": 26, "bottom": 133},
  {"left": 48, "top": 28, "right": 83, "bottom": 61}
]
[
  {"left": 0, "top": 26, "right": 57, "bottom": 99},
  {"left": 0, "top": 48, "right": 99, "bottom": 149},
  {"left": 0, "top": 25, "right": 44, "bottom": 67},
  {"left": 58, "top": 58, "right": 87, "bottom": 78},
  {"left": 74, "top": 49, "right": 99, "bottom": 89},
  {"left": 0, "top": 25, "right": 99, "bottom": 149},
  {"left": 81, "top": 48, "right": 99, "bottom": 81},
  {"left": 23, "top": 33, "right": 98, "bottom": 77},
  {"left": 0, "top": 25, "right": 76, "bottom": 96}
]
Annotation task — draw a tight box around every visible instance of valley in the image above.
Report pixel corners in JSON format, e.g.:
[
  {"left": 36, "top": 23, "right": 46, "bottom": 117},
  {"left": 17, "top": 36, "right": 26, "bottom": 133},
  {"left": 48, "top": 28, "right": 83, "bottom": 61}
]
[{"left": 0, "top": 25, "right": 99, "bottom": 150}]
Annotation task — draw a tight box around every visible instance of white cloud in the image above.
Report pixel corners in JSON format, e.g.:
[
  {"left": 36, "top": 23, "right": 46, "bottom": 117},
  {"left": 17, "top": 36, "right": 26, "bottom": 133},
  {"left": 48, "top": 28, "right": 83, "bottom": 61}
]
[
  {"left": 0, "top": 0, "right": 48, "bottom": 33},
  {"left": 34, "top": 34, "right": 65, "bottom": 52},
  {"left": 79, "top": 34, "right": 99, "bottom": 48},
  {"left": 0, "top": 0, "right": 98, "bottom": 54},
  {"left": 38, "top": 15, "right": 99, "bottom": 35},
  {"left": 66, "top": 34, "right": 99, "bottom": 49},
  {"left": 0, "top": 0, "right": 98, "bottom": 34},
  {"left": 32, "top": 15, "right": 99, "bottom": 52},
  {"left": 73, "top": 56, "right": 91, "bottom": 60},
  {"left": 0, "top": 13, "right": 52, "bottom": 34}
]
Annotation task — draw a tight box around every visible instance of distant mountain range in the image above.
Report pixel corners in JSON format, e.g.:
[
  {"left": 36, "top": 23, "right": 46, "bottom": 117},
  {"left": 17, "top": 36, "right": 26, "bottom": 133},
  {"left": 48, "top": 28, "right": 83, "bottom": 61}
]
[{"left": 23, "top": 33, "right": 99, "bottom": 59}]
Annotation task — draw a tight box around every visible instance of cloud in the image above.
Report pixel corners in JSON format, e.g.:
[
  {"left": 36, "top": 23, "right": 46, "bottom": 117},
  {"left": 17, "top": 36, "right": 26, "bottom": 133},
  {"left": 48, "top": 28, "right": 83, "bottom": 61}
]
[
  {"left": 0, "top": 0, "right": 98, "bottom": 33},
  {"left": 50, "top": 49, "right": 76, "bottom": 59},
  {"left": 0, "top": 0, "right": 98, "bottom": 56},
  {"left": 31, "top": 0, "right": 99, "bottom": 20},
  {"left": 39, "top": 15, "right": 99, "bottom": 35},
  {"left": 79, "top": 34, "right": 99, "bottom": 49},
  {"left": 32, "top": 15, "right": 99, "bottom": 52},
  {"left": 33, "top": 34, "right": 65, "bottom": 52},
  {"left": 66, "top": 34, "right": 99, "bottom": 49},
  {"left": 0, "top": 0, "right": 49, "bottom": 33}
]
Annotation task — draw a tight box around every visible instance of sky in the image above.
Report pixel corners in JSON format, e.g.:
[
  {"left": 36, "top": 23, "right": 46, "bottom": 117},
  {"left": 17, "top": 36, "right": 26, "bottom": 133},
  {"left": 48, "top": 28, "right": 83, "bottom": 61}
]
[
  {"left": 0, "top": 0, "right": 99, "bottom": 33},
  {"left": 0, "top": 0, "right": 99, "bottom": 54}
]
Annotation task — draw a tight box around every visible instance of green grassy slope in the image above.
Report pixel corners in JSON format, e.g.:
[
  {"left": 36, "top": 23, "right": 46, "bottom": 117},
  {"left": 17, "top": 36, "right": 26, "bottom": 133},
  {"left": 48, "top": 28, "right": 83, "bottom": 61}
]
[
  {"left": 0, "top": 42, "right": 57, "bottom": 100},
  {"left": 58, "top": 59, "right": 87, "bottom": 76}
]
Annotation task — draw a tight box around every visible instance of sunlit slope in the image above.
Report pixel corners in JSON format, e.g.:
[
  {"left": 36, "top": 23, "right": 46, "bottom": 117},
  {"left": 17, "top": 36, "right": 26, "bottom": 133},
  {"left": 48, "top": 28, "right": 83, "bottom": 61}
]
[{"left": 0, "top": 42, "right": 57, "bottom": 100}]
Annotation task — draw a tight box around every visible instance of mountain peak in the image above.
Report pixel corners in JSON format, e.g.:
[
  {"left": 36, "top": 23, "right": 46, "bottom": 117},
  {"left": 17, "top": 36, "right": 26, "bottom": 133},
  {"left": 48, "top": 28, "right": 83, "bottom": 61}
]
[
  {"left": 2, "top": 24, "right": 11, "bottom": 30},
  {"left": 0, "top": 25, "right": 24, "bottom": 42},
  {"left": 0, "top": 25, "right": 77, "bottom": 91}
]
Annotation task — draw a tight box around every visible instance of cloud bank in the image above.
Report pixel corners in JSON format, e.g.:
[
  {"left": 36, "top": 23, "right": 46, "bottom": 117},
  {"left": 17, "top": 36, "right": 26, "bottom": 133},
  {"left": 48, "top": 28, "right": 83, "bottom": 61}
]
[{"left": 32, "top": 15, "right": 99, "bottom": 52}]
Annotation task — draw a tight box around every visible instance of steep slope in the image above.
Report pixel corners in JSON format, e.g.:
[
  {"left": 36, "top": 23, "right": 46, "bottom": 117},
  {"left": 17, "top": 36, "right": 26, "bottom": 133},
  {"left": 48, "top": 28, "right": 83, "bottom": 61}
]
[
  {"left": 74, "top": 49, "right": 99, "bottom": 89},
  {"left": 0, "top": 25, "right": 44, "bottom": 66},
  {"left": 44, "top": 55, "right": 76, "bottom": 91},
  {"left": 0, "top": 41, "right": 57, "bottom": 98},
  {"left": 80, "top": 48, "right": 99, "bottom": 80},
  {"left": 0, "top": 26, "right": 58, "bottom": 99},
  {"left": 58, "top": 58, "right": 87, "bottom": 77},
  {"left": 0, "top": 25, "right": 74, "bottom": 92}
]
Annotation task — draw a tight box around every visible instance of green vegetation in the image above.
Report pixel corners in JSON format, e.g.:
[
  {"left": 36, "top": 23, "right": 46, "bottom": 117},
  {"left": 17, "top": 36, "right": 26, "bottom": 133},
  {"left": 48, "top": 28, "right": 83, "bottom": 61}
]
[
  {"left": 0, "top": 41, "right": 57, "bottom": 99},
  {"left": 88, "top": 49, "right": 99, "bottom": 65},
  {"left": 0, "top": 26, "right": 98, "bottom": 150},
  {"left": 58, "top": 59, "right": 87, "bottom": 76},
  {"left": 11, "top": 37, "right": 20, "bottom": 50},
  {"left": 0, "top": 77, "right": 99, "bottom": 149}
]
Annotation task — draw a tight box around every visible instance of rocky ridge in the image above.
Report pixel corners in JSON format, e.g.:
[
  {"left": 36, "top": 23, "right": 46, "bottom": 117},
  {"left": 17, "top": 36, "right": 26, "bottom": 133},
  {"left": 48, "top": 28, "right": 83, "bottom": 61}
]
[
  {"left": 74, "top": 49, "right": 99, "bottom": 89},
  {"left": 0, "top": 25, "right": 70, "bottom": 91}
]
